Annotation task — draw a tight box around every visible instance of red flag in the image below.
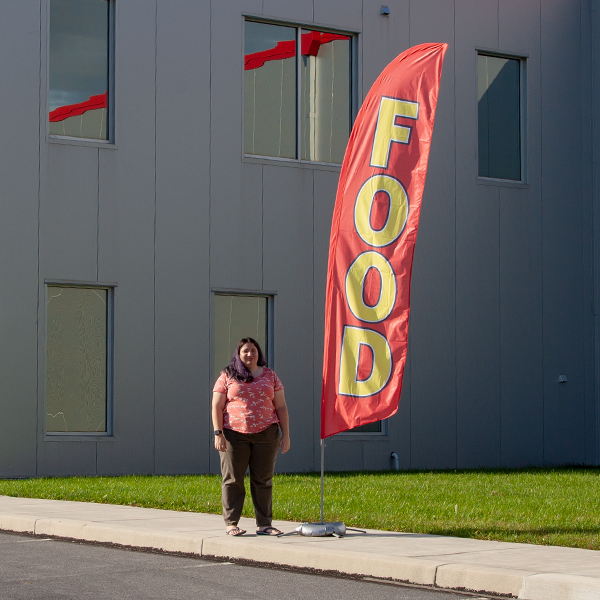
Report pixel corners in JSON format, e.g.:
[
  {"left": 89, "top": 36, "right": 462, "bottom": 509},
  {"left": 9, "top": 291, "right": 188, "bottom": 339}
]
[{"left": 321, "top": 43, "right": 447, "bottom": 439}]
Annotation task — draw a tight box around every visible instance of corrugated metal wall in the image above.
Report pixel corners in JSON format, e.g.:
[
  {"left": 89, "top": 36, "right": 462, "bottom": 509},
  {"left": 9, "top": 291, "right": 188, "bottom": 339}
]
[{"left": 0, "top": 0, "right": 596, "bottom": 477}]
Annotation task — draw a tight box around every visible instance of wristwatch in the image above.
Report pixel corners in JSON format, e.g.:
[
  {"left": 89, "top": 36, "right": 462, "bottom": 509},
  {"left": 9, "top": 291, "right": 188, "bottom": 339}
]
[{"left": 214, "top": 430, "right": 223, "bottom": 436}]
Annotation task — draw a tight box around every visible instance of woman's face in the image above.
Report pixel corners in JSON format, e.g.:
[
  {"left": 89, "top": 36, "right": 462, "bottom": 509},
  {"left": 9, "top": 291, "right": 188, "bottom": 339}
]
[{"left": 239, "top": 343, "right": 259, "bottom": 370}]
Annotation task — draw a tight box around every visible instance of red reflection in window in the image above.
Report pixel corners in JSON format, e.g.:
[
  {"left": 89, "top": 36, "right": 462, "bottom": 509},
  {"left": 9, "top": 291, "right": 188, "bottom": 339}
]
[
  {"left": 244, "top": 40, "right": 296, "bottom": 70},
  {"left": 244, "top": 31, "right": 349, "bottom": 71},
  {"left": 301, "top": 31, "right": 349, "bottom": 56},
  {"left": 49, "top": 91, "right": 107, "bottom": 122}
]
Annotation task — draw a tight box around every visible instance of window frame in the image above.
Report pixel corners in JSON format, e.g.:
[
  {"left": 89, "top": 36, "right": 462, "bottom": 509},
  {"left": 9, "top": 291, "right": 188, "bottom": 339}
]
[
  {"left": 45, "top": 0, "right": 116, "bottom": 147},
  {"left": 43, "top": 281, "right": 115, "bottom": 440},
  {"left": 476, "top": 49, "right": 527, "bottom": 186},
  {"left": 242, "top": 15, "right": 358, "bottom": 167}
]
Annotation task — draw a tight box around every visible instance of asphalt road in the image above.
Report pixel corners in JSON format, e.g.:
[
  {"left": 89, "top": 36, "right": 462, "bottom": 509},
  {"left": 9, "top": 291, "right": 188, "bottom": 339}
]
[{"left": 0, "top": 531, "right": 492, "bottom": 600}]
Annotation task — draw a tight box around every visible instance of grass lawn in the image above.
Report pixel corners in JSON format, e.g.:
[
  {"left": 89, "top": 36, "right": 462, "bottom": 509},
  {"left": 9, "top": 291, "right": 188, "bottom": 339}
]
[{"left": 0, "top": 468, "right": 598, "bottom": 550}]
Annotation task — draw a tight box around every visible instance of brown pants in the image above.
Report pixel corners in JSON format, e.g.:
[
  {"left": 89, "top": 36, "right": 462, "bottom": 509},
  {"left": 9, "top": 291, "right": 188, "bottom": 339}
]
[{"left": 220, "top": 424, "right": 280, "bottom": 527}]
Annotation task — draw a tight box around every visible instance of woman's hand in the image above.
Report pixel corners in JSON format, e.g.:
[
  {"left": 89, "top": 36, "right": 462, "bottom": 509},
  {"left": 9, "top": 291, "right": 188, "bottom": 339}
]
[
  {"left": 214, "top": 433, "right": 227, "bottom": 452},
  {"left": 279, "top": 433, "right": 290, "bottom": 454},
  {"left": 211, "top": 392, "right": 227, "bottom": 452},
  {"left": 273, "top": 390, "right": 290, "bottom": 455}
]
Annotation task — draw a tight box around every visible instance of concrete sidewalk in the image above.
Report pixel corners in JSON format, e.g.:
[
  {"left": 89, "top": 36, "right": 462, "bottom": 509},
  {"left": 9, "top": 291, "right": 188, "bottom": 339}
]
[{"left": 0, "top": 495, "right": 598, "bottom": 600}]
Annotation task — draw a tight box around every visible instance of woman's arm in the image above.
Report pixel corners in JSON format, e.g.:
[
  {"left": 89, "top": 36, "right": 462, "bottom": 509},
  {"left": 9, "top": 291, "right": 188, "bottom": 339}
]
[
  {"left": 211, "top": 392, "right": 227, "bottom": 452},
  {"left": 273, "top": 390, "right": 290, "bottom": 454}
]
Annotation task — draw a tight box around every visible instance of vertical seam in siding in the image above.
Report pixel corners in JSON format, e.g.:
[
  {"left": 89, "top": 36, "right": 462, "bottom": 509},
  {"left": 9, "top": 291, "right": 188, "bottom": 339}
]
[
  {"left": 208, "top": 0, "right": 213, "bottom": 473},
  {"left": 97, "top": 149, "right": 100, "bottom": 282},
  {"left": 261, "top": 166, "right": 264, "bottom": 288},
  {"left": 592, "top": 0, "right": 600, "bottom": 465},
  {"left": 361, "top": 0, "right": 364, "bottom": 103},
  {"left": 453, "top": 0, "right": 458, "bottom": 469},
  {"left": 539, "top": 0, "right": 545, "bottom": 466},
  {"left": 498, "top": 186, "right": 501, "bottom": 465},
  {"left": 153, "top": 0, "right": 158, "bottom": 474},
  {"left": 36, "top": 0, "right": 43, "bottom": 476},
  {"left": 408, "top": 0, "right": 411, "bottom": 48},
  {"left": 497, "top": 0, "right": 501, "bottom": 467},
  {"left": 497, "top": 0, "right": 499, "bottom": 49},
  {"left": 312, "top": 169, "right": 315, "bottom": 468},
  {"left": 585, "top": 0, "right": 599, "bottom": 466}
]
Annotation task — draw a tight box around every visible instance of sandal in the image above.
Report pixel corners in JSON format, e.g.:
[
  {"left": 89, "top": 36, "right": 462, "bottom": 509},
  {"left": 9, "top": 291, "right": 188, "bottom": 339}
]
[
  {"left": 256, "top": 526, "right": 283, "bottom": 536},
  {"left": 226, "top": 526, "right": 246, "bottom": 536}
]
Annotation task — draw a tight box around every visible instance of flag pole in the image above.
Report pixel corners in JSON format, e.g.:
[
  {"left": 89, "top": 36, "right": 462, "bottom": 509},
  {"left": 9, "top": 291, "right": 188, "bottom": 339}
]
[{"left": 320, "top": 438, "right": 325, "bottom": 524}]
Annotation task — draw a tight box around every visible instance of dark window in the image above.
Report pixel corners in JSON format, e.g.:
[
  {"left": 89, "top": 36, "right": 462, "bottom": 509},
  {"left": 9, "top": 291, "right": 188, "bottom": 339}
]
[
  {"left": 348, "top": 421, "right": 382, "bottom": 433},
  {"left": 478, "top": 54, "right": 522, "bottom": 181}
]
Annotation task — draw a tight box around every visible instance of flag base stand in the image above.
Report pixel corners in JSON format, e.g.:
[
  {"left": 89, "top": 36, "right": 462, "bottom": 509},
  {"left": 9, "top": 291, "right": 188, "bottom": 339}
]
[{"left": 293, "top": 439, "right": 366, "bottom": 538}]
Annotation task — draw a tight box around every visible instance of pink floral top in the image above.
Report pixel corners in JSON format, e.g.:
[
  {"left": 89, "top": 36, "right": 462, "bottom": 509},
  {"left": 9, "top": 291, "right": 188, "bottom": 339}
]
[{"left": 213, "top": 367, "right": 284, "bottom": 434}]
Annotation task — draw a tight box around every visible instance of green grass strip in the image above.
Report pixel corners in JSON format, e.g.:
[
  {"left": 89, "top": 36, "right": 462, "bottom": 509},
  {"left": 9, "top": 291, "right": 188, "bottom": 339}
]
[{"left": 0, "top": 468, "right": 598, "bottom": 550}]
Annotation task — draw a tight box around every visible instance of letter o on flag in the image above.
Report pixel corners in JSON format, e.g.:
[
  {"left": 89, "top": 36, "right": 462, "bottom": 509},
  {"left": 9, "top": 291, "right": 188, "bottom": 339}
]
[
  {"left": 354, "top": 174, "right": 409, "bottom": 248},
  {"left": 345, "top": 251, "right": 397, "bottom": 323}
]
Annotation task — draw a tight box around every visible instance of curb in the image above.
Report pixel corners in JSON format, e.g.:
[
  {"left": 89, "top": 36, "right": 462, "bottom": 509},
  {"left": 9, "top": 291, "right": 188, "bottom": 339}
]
[{"left": 1, "top": 512, "right": 599, "bottom": 599}]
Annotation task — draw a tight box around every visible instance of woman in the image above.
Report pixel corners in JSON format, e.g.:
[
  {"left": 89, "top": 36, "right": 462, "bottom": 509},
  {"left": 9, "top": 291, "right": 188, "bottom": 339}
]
[{"left": 212, "top": 337, "right": 290, "bottom": 536}]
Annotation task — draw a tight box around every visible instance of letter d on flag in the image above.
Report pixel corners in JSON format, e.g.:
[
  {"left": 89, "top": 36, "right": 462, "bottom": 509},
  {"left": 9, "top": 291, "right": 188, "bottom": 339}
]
[{"left": 321, "top": 43, "right": 447, "bottom": 438}]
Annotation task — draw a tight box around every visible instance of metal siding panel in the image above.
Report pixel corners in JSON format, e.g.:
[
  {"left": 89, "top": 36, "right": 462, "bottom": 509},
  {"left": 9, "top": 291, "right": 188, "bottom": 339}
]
[
  {"left": 313, "top": 169, "right": 339, "bottom": 468},
  {"left": 541, "top": 0, "right": 586, "bottom": 465},
  {"left": 314, "top": 0, "right": 362, "bottom": 32},
  {"left": 154, "top": 0, "right": 211, "bottom": 474},
  {"left": 582, "top": 0, "right": 598, "bottom": 466},
  {"left": 455, "top": 0, "right": 501, "bottom": 468},
  {"left": 455, "top": 183, "right": 501, "bottom": 468},
  {"left": 96, "top": 0, "right": 157, "bottom": 475},
  {"left": 39, "top": 145, "right": 99, "bottom": 282},
  {"left": 37, "top": 145, "right": 100, "bottom": 474},
  {"left": 361, "top": 0, "right": 409, "bottom": 95},
  {"left": 578, "top": 0, "right": 596, "bottom": 466},
  {"left": 593, "top": 0, "right": 600, "bottom": 469},
  {"left": 408, "top": 0, "right": 454, "bottom": 47},
  {"left": 407, "top": 0, "right": 456, "bottom": 470},
  {"left": 210, "top": 2, "right": 258, "bottom": 291},
  {"left": 38, "top": 442, "right": 97, "bottom": 477},
  {"left": 212, "top": 163, "right": 263, "bottom": 291},
  {"left": 98, "top": 150, "right": 118, "bottom": 282},
  {"left": 262, "top": 165, "right": 314, "bottom": 472},
  {"left": 241, "top": 0, "right": 263, "bottom": 14},
  {"left": 456, "top": 0, "right": 498, "bottom": 50},
  {"left": 499, "top": 0, "right": 539, "bottom": 56},
  {"left": 0, "top": 2, "right": 40, "bottom": 477},
  {"left": 363, "top": 439, "right": 394, "bottom": 471},
  {"left": 393, "top": 338, "right": 411, "bottom": 470},
  {"left": 499, "top": 187, "right": 543, "bottom": 466},
  {"left": 498, "top": 1, "right": 545, "bottom": 467},
  {"left": 324, "top": 439, "right": 364, "bottom": 471},
  {"left": 261, "top": 0, "right": 313, "bottom": 24}
]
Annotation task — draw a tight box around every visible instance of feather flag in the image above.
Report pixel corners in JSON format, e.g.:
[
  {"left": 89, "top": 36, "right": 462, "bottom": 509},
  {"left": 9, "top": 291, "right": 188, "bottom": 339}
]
[{"left": 321, "top": 43, "right": 448, "bottom": 438}]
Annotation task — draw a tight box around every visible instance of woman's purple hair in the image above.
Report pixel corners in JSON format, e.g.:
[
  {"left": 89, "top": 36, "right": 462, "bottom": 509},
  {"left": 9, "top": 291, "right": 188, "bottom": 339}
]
[{"left": 224, "top": 338, "right": 267, "bottom": 382}]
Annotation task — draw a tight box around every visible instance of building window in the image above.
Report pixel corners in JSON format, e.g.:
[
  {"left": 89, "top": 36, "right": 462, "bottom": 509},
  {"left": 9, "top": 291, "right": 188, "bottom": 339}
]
[
  {"left": 213, "top": 294, "right": 271, "bottom": 383},
  {"left": 244, "top": 20, "right": 352, "bottom": 164},
  {"left": 49, "top": 0, "right": 112, "bottom": 141},
  {"left": 46, "top": 285, "right": 112, "bottom": 434},
  {"left": 477, "top": 53, "right": 522, "bottom": 181},
  {"left": 347, "top": 421, "right": 383, "bottom": 433}
]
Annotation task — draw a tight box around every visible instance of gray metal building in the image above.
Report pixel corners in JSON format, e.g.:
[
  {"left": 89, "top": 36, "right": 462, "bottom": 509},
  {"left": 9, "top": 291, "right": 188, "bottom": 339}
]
[{"left": 1, "top": 0, "right": 599, "bottom": 478}]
